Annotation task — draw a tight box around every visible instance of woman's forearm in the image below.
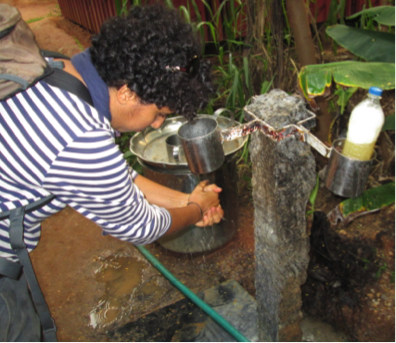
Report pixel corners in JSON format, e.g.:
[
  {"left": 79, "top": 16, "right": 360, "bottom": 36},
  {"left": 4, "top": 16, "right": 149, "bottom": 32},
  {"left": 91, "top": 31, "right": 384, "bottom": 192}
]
[
  {"left": 134, "top": 174, "right": 188, "bottom": 209},
  {"left": 134, "top": 176, "right": 223, "bottom": 235},
  {"left": 164, "top": 205, "right": 202, "bottom": 236}
]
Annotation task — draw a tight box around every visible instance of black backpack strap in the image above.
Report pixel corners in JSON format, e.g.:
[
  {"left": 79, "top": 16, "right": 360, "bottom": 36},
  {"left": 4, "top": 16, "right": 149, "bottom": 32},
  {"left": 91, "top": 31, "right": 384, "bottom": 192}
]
[
  {"left": 41, "top": 49, "right": 70, "bottom": 60},
  {"left": 0, "top": 195, "right": 56, "bottom": 221},
  {"left": 0, "top": 195, "right": 57, "bottom": 342},
  {"left": 0, "top": 256, "right": 22, "bottom": 279},
  {"left": 40, "top": 49, "right": 94, "bottom": 107},
  {"left": 44, "top": 68, "right": 94, "bottom": 107}
]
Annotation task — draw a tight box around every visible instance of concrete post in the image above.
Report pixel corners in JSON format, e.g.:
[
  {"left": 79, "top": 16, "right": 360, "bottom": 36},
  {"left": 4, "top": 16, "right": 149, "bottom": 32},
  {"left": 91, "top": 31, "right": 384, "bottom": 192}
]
[{"left": 247, "top": 90, "right": 316, "bottom": 341}]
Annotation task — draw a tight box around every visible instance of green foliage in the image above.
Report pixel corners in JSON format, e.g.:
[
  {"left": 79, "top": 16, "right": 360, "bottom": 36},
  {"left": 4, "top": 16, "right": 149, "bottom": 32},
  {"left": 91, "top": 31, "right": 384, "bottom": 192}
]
[
  {"left": 307, "top": 174, "right": 320, "bottom": 217},
  {"left": 332, "top": 6, "right": 395, "bottom": 79},
  {"left": 281, "top": 0, "right": 292, "bottom": 46},
  {"left": 348, "top": 5, "right": 395, "bottom": 27},
  {"left": 340, "top": 182, "right": 395, "bottom": 218},
  {"left": 115, "top": 0, "right": 129, "bottom": 16},
  {"left": 326, "top": 25, "right": 395, "bottom": 63},
  {"left": 375, "top": 262, "right": 388, "bottom": 280},
  {"left": 115, "top": 132, "right": 143, "bottom": 174},
  {"left": 299, "top": 61, "right": 395, "bottom": 99},
  {"left": 391, "top": 271, "right": 395, "bottom": 283},
  {"left": 26, "top": 17, "right": 45, "bottom": 24},
  {"left": 163, "top": 0, "right": 174, "bottom": 9},
  {"left": 208, "top": 50, "right": 273, "bottom": 124},
  {"left": 25, "top": 4, "right": 61, "bottom": 24},
  {"left": 299, "top": 4, "right": 395, "bottom": 121},
  {"left": 47, "top": 5, "right": 62, "bottom": 18},
  {"left": 73, "top": 37, "right": 84, "bottom": 51},
  {"left": 334, "top": 85, "right": 357, "bottom": 114},
  {"left": 382, "top": 113, "right": 395, "bottom": 131}
]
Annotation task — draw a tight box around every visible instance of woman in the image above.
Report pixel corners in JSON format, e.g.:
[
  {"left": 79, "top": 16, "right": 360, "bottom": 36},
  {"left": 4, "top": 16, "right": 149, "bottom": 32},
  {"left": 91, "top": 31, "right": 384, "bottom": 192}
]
[{"left": 0, "top": 4, "right": 223, "bottom": 341}]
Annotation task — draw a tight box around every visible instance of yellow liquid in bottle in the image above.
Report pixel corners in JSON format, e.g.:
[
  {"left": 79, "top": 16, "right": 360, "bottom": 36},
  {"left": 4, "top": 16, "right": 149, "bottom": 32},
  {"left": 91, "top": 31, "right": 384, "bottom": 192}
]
[{"left": 342, "top": 140, "right": 376, "bottom": 161}]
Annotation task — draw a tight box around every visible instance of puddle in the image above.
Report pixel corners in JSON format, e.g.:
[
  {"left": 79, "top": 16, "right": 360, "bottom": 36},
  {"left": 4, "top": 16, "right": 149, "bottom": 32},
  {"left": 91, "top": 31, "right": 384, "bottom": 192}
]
[
  {"left": 89, "top": 256, "right": 146, "bottom": 328},
  {"left": 139, "top": 278, "right": 166, "bottom": 302}
]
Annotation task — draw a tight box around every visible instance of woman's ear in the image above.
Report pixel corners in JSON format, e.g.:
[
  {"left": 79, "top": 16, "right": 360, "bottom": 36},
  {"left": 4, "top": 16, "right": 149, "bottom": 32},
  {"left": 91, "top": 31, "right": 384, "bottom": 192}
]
[{"left": 117, "top": 85, "right": 137, "bottom": 105}]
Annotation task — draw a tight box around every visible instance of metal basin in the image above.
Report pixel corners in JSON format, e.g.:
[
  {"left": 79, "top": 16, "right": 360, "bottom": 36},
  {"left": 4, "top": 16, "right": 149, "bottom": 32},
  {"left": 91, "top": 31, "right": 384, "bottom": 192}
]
[
  {"left": 130, "top": 115, "right": 246, "bottom": 253},
  {"left": 129, "top": 115, "right": 248, "bottom": 169}
]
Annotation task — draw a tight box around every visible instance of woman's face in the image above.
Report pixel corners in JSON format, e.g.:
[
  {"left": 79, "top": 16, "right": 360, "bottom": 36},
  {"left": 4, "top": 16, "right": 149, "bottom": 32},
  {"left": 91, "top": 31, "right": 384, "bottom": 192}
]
[{"left": 109, "top": 86, "right": 173, "bottom": 132}]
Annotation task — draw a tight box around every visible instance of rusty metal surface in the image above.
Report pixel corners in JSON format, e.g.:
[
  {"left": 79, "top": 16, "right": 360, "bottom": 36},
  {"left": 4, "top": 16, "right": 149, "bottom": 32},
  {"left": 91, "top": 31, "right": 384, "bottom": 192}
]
[
  {"left": 57, "top": 0, "right": 383, "bottom": 36},
  {"left": 58, "top": 0, "right": 116, "bottom": 33},
  {"left": 240, "top": 103, "right": 333, "bottom": 158}
]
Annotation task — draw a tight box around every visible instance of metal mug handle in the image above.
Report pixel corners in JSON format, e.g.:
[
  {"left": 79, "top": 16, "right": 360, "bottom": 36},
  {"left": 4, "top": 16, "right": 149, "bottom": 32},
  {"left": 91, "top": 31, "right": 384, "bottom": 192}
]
[
  {"left": 212, "top": 108, "right": 239, "bottom": 144},
  {"left": 213, "top": 108, "right": 235, "bottom": 122}
]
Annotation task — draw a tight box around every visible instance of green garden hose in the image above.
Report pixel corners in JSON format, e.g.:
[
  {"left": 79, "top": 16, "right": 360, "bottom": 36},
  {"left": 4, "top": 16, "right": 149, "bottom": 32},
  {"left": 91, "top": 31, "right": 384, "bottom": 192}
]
[{"left": 136, "top": 245, "right": 250, "bottom": 342}]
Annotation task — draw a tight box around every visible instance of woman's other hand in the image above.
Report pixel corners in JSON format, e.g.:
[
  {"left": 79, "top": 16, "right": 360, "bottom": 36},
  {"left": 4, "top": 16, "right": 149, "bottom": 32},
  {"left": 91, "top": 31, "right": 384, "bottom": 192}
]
[
  {"left": 195, "top": 205, "right": 224, "bottom": 227},
  {"left": 188, "top": 180, "right": 224, "bottom": 225},
  {"left": 188, "top": 180, "right": 222, "bottom": 214},
  {"left": 161, "top": 180, "right": 224, "bottom": 236}
]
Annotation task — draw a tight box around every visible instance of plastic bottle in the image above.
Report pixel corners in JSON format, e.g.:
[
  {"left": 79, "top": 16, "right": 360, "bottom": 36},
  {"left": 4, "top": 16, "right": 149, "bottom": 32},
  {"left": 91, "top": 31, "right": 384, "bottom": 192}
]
[{"left": 342, "top": 87, "right": 385, "bottom": 161}]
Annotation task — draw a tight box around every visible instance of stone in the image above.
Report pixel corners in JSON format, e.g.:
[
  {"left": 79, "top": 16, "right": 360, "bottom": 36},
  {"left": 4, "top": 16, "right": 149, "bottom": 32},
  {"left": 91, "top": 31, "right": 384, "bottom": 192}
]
[
  {"left": 248, "top": 91, "right": 316, "bottom": 341},
  {"left": 246, "top": 89, "right": 310, "bottom": 130},
  {"left": 107, "top": 280, "right": 258, "bottom": 342}
]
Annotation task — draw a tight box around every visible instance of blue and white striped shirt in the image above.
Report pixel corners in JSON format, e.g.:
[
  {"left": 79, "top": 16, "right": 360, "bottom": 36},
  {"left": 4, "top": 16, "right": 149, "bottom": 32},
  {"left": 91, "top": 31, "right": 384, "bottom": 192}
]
[{"left": 0, "top": 80, "right": 172, "bottom": 262}]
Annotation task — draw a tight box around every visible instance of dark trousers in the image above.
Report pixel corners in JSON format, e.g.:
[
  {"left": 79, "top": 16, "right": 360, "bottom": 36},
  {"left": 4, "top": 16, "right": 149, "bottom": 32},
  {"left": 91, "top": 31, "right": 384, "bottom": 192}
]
[{"left": 0, "top": 274, "right": 41, "bottom": 341}]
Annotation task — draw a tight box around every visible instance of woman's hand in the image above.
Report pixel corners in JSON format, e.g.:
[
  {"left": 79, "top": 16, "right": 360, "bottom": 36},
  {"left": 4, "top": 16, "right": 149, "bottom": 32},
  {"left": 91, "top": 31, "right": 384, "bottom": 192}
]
[
  {"left": 188, "top": 180, "right": 224, "bottom": 225},
  {"left": 195, "top": 205, "right": 224, "bottom": 227},
  {"left": 188, "top": 180, "right": 221, "bottom": 213}
]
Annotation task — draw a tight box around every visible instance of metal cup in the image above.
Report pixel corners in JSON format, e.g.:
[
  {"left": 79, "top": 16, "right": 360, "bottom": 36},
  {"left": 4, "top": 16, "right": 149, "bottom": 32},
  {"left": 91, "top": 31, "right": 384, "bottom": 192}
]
[
  {"left": 325, "top": 138, "right": 375, "bottom": 198},
  {"left": 177, "top": 117, "right": 225, "bottom": 174},
  {"left": 165, "top": 134, "right": 185, "bottom": 163}
]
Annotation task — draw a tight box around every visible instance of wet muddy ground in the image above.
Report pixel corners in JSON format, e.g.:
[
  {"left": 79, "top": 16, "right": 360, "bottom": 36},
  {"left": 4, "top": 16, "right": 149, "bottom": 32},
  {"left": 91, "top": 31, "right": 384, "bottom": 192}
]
[
  {"left": 7, "top": 0, "right": 396, "bottom": 341},
  {"left": 31, "top": 202, "right": 256, "bottom": 342}
]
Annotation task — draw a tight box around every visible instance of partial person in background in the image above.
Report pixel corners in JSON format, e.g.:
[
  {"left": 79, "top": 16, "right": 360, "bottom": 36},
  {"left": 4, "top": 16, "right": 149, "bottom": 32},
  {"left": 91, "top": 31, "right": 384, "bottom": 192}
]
[{"left": 0, "top": 4, "right": 223, "bottom": 341}]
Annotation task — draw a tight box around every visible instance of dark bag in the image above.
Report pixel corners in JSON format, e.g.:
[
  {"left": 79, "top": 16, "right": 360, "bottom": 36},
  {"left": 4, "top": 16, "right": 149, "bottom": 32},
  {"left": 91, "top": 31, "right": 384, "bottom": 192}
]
[
  {"left": 0, "top": 4, "right": 52, "bottom": 100},
  {"left": 0, "top": 3, "right": 93, "bottom": 106},
  {"left": 0, "top": 196, "right": 57, "bottom": 342}
]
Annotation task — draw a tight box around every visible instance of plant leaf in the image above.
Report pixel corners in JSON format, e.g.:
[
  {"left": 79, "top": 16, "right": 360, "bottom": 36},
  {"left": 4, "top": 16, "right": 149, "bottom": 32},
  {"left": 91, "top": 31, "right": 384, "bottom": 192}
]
[
  {"left": 326, "top": 25, "right": 395, "bottom": 63},
  {"left": 123, "top": 150, "right": 134, "bottom": 159},
  {"left": 197, "top": 21, "right": 217, "bottom": 45},
  {"left": 382, "top": 113, "right": 395, "bottom": 131},
  {"left": 243, "top": 56, "right": 253, "bottom": 98},
  {"left": 298, "top": 61, "right": 395, "bottom": 98},
  {"left": 328, "top": 182, "right": 395, "bottom": 226},
  {"left": 340, "top": 182, "right": 395, "bottom": 218},
  {"left": 309, "top": 174, "right": 320, "bottom": 207},
  {"left": 334, "top": 86, "right": 357, "bottom": 114},
  {"left": 162, "top": 0, "right": 174, "bottom": 8},
  {"left": 347, "top": 6, "right": 395, "bottom": 26},
  {"left": 179, "top": 6, "right": 191, "bottom": 23}
]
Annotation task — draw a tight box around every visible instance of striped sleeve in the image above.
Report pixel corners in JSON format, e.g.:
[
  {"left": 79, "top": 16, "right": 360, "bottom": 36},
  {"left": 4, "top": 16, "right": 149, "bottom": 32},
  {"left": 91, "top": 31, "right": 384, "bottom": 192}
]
[{"left": 43, "top": 130, "right": 172, "bottom": 245}]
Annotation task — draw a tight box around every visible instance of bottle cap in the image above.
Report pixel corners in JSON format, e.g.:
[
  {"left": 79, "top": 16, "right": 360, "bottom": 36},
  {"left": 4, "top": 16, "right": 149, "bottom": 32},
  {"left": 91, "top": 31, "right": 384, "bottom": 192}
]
[{"left": 369, "top": 86, "right": 383, "bottom": 96}]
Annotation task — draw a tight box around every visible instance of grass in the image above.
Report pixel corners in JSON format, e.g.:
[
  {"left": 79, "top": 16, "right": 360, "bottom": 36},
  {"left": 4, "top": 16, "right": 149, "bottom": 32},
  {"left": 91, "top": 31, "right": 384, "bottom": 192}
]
[
  {"left": 74, "top": 37, "right": 85, "bottom": 51},
  {"left": 26, "top": 17, "right": 45, "bottom": 24},
  {"left": 25, "top": 4, "right": 61, "bottom": 24}
]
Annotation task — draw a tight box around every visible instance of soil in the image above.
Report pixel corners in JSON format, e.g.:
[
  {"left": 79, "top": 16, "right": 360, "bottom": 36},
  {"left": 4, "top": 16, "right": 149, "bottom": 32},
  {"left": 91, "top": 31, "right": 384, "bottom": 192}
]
[{"left": 5, "top": 1, "right": 395, "bottom": 342}]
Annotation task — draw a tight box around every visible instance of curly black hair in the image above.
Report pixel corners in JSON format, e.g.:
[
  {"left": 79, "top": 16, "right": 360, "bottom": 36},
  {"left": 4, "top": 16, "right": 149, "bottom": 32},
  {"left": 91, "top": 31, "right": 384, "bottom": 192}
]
[{"left": 90, "top": 4, "right": 214, "bottom": 120}]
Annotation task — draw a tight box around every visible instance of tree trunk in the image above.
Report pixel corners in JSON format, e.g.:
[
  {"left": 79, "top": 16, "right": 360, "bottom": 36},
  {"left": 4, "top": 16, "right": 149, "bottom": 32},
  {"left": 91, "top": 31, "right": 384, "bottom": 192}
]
[
  {"left": 285, "top": 0, "right": 316, "bottom": 66},
  {"left": 246, "top": 0, "right": 272, "bottom": 94},
  {"left": 285, "top": 0, "right": 332, "bottom": 143},
  {"left": 272, "top": 0, "right": 284, "bottom": 89}
]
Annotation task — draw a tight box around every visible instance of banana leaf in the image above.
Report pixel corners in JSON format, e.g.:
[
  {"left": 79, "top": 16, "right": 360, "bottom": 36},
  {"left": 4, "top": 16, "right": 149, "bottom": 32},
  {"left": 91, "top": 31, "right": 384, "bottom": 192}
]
[
  {"left": 347, "top": 6, "right": 395, "bottom": 27},
  {"left": 328, "top": 182, "right": 395, "bottom": 226},
  {"left": 298, "top": 61, "right": 395, "bottom": 98},
  {"left": 326, "top": 25, "right": 395, "bottom": 63},
  {"left": 382, "top": 113, "right": 395, "bottom": 131}
]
